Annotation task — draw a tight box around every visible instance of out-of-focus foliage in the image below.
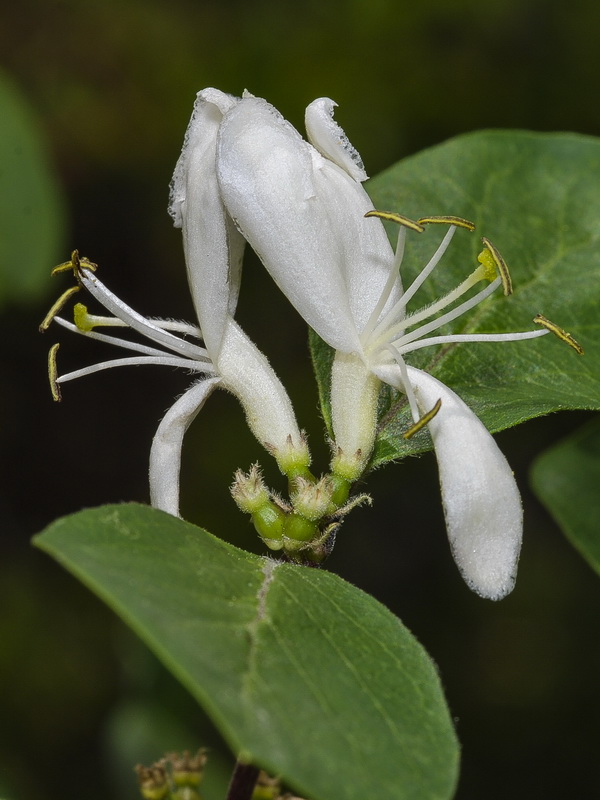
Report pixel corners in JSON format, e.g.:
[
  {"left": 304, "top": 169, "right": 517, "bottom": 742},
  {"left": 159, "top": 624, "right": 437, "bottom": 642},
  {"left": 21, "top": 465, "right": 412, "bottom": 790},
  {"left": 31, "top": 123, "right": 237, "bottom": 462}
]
[
  {"left": 0, "top": 69, "right": 65, "bottom": 306},
  {"left": 4, "top": 0, "right": 600, "bottom": 181},
  {"left": 531, "top": 417, "right": 600, "bottom": 576},
  {"left": 2, "top": 1, "right": 600, "bottom": 799}
]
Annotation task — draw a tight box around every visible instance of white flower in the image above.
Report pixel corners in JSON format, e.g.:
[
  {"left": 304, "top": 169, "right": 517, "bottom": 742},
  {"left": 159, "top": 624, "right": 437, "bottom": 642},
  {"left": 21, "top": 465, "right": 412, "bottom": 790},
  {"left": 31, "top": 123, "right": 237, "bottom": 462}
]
[
  {"left": 42, "top": 88, "right": 309, "bottom": 518},
  {"left": 210, "top": 91, "right": 581, "bottom": 599}
]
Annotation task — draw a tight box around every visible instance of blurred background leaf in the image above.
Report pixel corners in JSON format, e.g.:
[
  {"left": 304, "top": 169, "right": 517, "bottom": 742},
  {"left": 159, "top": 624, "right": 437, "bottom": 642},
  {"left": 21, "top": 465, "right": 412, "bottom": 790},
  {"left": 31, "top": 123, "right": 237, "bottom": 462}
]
[
  {"left": 2, "top": 1, "right": 600, "bottom": 798},
  {"left": 0, "top": 69, "right": 65, "bottom": 305},
  {"left": 531, "top": 416, "right": 600, "bottom": 577}
]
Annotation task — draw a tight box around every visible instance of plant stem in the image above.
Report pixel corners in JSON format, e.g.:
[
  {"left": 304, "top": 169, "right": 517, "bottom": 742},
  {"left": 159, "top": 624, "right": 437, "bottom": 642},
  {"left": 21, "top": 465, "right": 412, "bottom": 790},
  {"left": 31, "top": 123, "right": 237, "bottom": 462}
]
[{"left": 225, "top": 759, "right": 260, "bottom": 800}]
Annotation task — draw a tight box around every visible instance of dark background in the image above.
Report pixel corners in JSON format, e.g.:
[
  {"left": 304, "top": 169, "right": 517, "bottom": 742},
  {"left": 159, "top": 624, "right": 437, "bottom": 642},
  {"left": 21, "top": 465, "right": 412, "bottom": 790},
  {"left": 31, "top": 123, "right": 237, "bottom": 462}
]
[{"left": 1, "top": 1, "right": 599, "bottom": 798}]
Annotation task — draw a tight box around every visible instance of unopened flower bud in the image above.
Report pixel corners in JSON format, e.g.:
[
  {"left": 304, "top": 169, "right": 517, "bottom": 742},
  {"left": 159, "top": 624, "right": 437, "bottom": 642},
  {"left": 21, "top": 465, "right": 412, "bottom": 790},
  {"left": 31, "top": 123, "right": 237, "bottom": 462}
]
[
  {"left": 169, "top": 749, "right": 207, "bottom": 788},
  {"left": 231, "top": 465, "right": 287, "bottom": 547},
  {"left": 231, "top": 465, "right": 270, "bottom": 513},
  {"left": 290, "top": 476, "right": 334, "bottom": 521},
  {"left": 283, "top": 513, "right": 318, "bottom": 545},
  {"left": 135, "top": 764, "right": 169, "bottom": 800}
]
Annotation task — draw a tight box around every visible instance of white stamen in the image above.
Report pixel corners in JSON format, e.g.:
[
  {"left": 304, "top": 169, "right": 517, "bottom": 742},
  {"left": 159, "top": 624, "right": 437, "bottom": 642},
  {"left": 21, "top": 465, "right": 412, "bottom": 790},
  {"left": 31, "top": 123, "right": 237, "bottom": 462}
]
[
  {"left": 387, "top": 277, "right": 501, "bottom": 351},
  {"left": 360, "top": 226, "right": 407, "bottom": 345},
  {"left": 53, "top": 317, "right": 192, "bottom": 359},
  {"left": 400, "top": 226, "right": 457, "bottom": 308},
  {"left": 385, "top": 343, "right": 421, "bottom": 423},
  {"left": 399, "top": 328, "right": 549, "bottom": 356},
  {"left": 365, "top": 226, "right": 457, "bottom": 347},
  {"left": 79, "top": 269, "right": 208, "bottom": 359},
  {"left": 57, "top": 356, "right": 210, "bottom": 383}
]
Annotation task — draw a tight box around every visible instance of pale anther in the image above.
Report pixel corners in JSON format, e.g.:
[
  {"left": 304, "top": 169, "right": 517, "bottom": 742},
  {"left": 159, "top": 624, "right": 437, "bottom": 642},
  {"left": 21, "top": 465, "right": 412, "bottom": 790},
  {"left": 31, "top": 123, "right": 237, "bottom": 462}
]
[
  {"left": 364, "top": 210, "right": 425, "bottom": 233},
  {"left": 403, "top": 398, "right": 442, "bottom": 439},
  {"left": 533, "top": 314, "right": 584, "bottom": 355},
  {"left": 39, "top": 285, "right": 81, "bottom": 332},
  {"left": 51, "top": 249, "right": 97, "bottom": 277},
  {"left": 481, "top": 236, "right": 513, "bottom": 296},
  {"left": 417, "top": 215, "right": 476, "bottom": 231},
  {"left": 48, "top": 343, "right": 61, "bottom": 402}
]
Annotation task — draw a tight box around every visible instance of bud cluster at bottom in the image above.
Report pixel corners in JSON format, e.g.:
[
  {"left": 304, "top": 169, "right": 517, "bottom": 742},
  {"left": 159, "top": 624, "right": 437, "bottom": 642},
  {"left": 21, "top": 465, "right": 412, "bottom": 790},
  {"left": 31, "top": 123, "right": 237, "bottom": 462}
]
[{"left": 231, "top": 463, "right": 369, "bottom": 564}]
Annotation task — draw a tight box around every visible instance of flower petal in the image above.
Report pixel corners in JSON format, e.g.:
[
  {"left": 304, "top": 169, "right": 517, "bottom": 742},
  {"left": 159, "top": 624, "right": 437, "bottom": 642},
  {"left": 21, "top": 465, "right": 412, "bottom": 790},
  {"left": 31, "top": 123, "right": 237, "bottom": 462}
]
[
  {"left": 149, "top": 376, "right": 221, "bottom": 516},
  {"left": 169, "top": 88, "right": 245, "bottom": 361},
  {"left": 304, "top": 97, "right": 368, "bottom": 182},
  {"left": 216, "top": 95, "right": 361, "bottom": 353},
  {"left": 308, "top": 147, "right": 399, "bottom": 337},
  {"left": 407, "top": 366, "right": 523, "bottom": 600}
]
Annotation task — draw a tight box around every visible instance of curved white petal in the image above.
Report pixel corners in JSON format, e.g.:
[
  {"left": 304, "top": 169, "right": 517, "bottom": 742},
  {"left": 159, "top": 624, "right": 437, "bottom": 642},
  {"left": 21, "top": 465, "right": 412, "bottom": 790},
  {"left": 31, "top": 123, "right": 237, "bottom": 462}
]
[
  {"left": 308, "top": 148, "right": 399, "bottom": 336},
  {"left": 149, "top": 376, "right": 221, "bottom": 516},
  {"left": 304, "top": 97, "right": 368, "bottom": 182},
  {"left": 216, "top": 95, "right": 361, "bottom": 353},
  {"left": 169, "top": 88, "right": 245, "bottom": 361},
  {"left": 217, "top": 318, "right": 305, "bottom": 466},
  {"left": 406, "top": 366, "right": 523, "bottom": 600}
]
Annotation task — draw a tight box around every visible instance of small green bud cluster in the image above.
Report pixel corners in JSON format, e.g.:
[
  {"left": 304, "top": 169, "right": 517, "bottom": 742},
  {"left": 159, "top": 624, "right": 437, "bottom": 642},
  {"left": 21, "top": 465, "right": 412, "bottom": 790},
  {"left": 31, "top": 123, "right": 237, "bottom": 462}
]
[
  {"left": 231, "top": 455, "right": 369, "bottom": 564},
  {"left": 251, "top": 769, "right": 309, "bottom": 800},
  {"left": 135, "top": 750, "right": 207, "bottom": 800}
]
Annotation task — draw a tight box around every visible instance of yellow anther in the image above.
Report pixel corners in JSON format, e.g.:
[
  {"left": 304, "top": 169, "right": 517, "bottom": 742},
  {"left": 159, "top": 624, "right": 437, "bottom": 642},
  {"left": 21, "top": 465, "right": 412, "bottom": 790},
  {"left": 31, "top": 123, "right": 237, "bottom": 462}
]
[
  {"left": 39, "top": 285, "right": 80, "bottom": 332},
  {"left": 51, "top": 249, "right": 97, "bottom": 277},
  {"left": 533, "top": 314, "right": 584, "bottom": 355},
  {"left": 417, "top": 215, "right": 476, "bottom": 231},
  {"left": 480, "top": 237, "right": 512, "bottom": 296},
  {"left": 73, "top": 303, "right": 96, "bottom": 332},
  {"left": 403, "top": 398, "right": 442, "bottom": 439},
  {"left": 364, "top": 210, "right": 425, "bottom": 233},
  {"left": 48, "top": 343, "right": 61, "bottom": 402}
]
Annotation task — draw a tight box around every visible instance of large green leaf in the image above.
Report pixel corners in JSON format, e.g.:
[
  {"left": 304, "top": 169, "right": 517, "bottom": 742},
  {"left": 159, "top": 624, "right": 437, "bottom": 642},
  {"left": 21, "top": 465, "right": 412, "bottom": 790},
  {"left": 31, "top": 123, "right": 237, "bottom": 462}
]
[
  {"left": 531, "top": 417, "right": 600, "bottom": 577},
  {"left": 311, "top": 131, "right": 600, "bottom": 468},
  {"left": 34, "top": 504, "right": 458, "bottom": 800},
  {"left": 0, "top": 70, "right": 65, "bottom": 305}
]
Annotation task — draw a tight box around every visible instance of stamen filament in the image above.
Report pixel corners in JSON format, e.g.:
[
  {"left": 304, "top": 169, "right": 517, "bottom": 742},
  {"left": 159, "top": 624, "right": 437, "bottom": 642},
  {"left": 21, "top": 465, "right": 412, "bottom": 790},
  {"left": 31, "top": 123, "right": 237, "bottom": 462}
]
[
  {"left": 533, "top": 314, "right": 584, "bottom": 354},
  {"left": 399, "top": 225, "right": 458, "bottom": 309},
  {"left": 403, "top": 398, "right": 442, "bottom": 439},
  {"left": 367, "top": 227, "right": 470, "bottom": 347},
  {"left": 398, "top": 327, "right": 549, "bottom": 355},
  {"left": 359, "top": 226, "right": 406, "bottom": 345},
  {"left": 57, "top": 356, "right": 213, "bottom": 384},
  {"left": 53, "top": 317, "right": 210, "bottom": 360},
  {"left": 79, "top": 269, "right": 208, "bottom": 359},
  {"left": 388, "top": 276, "right": 501, "bottom": 351},
  {"left": 39, "top": 286, "right": 80, "bottom": 332},
  {"left": 385, "top": 344, "right": 421, "bottom": 423}
]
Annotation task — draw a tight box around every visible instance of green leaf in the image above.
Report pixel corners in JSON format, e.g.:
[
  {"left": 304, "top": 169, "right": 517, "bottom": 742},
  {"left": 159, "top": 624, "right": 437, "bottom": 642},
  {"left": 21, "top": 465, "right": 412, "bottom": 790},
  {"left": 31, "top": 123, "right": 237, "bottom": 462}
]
[
  {"left": 311, "top": 131, "right": 600, "bottom": 468},
  {"left": 34, "top": 503, "right": 458, "bottom": 800},
  {"left": 531, "top": 417, "right": 600, "bottom": 576},
  {"left": 0, "top": 70, "right": 65, "bottom": 306}
]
